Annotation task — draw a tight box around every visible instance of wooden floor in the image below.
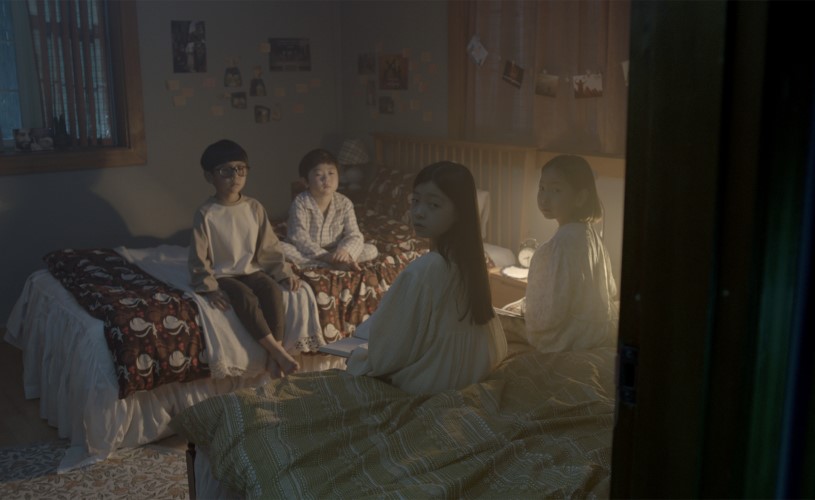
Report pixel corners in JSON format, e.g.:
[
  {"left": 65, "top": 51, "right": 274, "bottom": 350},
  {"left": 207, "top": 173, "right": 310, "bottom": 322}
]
[{"left": 0, "top": 334, "right": 60, "bottom": 446}]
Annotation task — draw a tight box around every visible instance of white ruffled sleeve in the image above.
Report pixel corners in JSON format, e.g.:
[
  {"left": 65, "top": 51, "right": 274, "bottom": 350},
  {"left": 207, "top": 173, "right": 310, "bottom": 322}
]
[{"left": 346, "top": 268, "right": 432, "bottom": 379}]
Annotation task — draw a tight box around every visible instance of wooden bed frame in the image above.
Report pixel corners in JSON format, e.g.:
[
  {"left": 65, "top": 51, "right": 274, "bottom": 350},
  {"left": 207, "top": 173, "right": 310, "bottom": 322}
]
[{"left": 373, "top": 133, "right": 537, "bottom": 253}]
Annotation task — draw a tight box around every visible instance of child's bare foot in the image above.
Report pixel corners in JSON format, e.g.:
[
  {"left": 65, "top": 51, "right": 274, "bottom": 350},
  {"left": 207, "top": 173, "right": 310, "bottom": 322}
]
[
  {"left": 260, "top": 335, "right": 300, "bottom": 378},
  {"left": 271, "top": 349, "right": 299, "bottom": 376}
]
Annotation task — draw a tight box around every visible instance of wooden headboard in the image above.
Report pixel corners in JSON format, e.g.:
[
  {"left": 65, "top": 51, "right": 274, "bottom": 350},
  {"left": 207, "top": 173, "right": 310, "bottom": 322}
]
[
  {"left": 372, "top": 133, "right": 538, "bottom": 253},
  {"left": 372, "top": 133, "right": 626, "bottom": 255}
]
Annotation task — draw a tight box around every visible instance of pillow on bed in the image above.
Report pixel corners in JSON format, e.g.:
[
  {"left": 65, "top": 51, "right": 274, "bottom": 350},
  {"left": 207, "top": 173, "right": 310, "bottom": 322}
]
[{"left": 364, "top": 167, "right": 415, "bottom": 222}]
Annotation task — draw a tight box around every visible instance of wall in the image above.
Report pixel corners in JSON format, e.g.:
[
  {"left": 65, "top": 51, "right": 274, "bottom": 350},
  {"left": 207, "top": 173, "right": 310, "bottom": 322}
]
[
  {"left": 0, "top": 0, "right": 450, "bottom": 325},
  {"left": 339, "top": 1, "right": 448, "bottom": 151},
  {"left": 0, "top": 0, "right": 627, "bottom": 322}
]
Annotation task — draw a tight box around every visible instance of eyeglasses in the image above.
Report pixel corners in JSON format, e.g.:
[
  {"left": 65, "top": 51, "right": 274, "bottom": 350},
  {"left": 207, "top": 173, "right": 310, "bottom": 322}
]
[{"left": 215, "top": 164, "right": 250, "bottom": 178}]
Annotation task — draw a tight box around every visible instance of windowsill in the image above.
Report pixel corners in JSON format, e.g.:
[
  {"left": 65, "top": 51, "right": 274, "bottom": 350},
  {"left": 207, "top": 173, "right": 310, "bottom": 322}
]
[{"left": 0, "top": 143, "right": 147, "bottom": 176}]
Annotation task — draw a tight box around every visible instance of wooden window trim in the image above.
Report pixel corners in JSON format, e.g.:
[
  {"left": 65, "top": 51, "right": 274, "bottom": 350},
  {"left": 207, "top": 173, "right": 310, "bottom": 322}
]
[{"left": 0, "top": 1, "right": 146, "bottom": 176}]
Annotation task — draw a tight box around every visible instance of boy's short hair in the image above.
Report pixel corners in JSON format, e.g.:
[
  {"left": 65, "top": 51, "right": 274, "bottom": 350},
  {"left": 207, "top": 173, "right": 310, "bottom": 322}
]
[
  {"left": 200, "top": 139, "right": 248, "bottom": 171},
  {"left": 298, "top": 148, "right": 339, "bottom": 179}
]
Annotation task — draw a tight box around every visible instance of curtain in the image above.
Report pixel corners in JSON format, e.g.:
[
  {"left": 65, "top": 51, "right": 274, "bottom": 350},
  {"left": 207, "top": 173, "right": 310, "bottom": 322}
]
[
  {"left": 26, "top": 0, "right": 113, "bottom": 146},
  {"left": 449, "top": 0, "right": 629, "bottom": 156}
]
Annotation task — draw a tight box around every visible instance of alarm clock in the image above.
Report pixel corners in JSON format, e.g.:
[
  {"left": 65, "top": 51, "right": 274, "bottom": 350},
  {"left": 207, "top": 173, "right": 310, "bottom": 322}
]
[{"left": 518, "top": 238, "right": 538, "bottom": 268}]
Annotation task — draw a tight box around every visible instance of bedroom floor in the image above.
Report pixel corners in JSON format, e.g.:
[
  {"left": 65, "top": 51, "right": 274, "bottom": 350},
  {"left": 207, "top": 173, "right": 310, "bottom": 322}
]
[
  {"left": 0, "top": 334, "right": 58, "bottom": 447},
  {"left": 0, "top": 331, "right": 185, "bottom": 451}
]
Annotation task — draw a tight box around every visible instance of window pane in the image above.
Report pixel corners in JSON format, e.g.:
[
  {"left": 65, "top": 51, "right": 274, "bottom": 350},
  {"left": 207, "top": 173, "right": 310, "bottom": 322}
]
[{"left": 0, "top": 0, "right": 20, "bottom": 142}]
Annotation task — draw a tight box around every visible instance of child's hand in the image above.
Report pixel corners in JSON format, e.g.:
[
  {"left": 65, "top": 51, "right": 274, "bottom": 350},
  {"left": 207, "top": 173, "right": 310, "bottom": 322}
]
[
  {"left": 283, "top": 275, "right": 301, "bottom": 292},
  {"left": 203, "top": 290, "right": 231, "bottom": 311},
  {"left": 331, "top": 250, "right": 360, "bottom": 271}
]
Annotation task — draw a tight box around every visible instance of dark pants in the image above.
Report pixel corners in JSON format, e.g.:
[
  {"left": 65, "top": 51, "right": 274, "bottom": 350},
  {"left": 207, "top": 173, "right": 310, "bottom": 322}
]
[{"left": 217, "top": 272, "right": 285, "bottom": 341}]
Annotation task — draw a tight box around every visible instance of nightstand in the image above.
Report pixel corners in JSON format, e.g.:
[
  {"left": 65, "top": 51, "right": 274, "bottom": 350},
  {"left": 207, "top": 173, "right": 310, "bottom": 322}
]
[{"left": 488, "top": 267, "right": 527, "bottom": 307}]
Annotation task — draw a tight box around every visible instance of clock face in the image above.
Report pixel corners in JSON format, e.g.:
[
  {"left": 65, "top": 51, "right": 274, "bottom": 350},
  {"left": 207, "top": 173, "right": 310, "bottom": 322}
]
[{"left": 518, "top": 247, "right": 535, "bottom": 267}]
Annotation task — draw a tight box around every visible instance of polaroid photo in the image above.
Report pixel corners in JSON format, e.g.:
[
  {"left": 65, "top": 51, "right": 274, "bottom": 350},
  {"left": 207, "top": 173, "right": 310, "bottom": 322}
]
[
  {"left": 231, "top": 91, "right": 247, "bottom": 109},
  {"left": 467, "top": 35, "right": 488, "bottom": 67},
  {"left": 573, "top": 72, "right": 604, "bottom": 98},
  {"left": 502, "top": 61, "right": 524, "bottom": 89},
  {"left": 535, "top": 71, "right": 559, "bottom": 97}
]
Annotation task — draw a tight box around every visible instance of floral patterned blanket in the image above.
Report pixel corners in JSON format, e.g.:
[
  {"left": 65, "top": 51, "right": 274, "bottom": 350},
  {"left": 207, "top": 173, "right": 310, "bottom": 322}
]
[
  {"left": 43, "top": 248, "right": 209, "bottom": 399},
  {"left": 274, "top": 166, "right": 430, "bottom": 340},
  {"left": 275, "top": 211, "right": 429, "bottom": 341}
]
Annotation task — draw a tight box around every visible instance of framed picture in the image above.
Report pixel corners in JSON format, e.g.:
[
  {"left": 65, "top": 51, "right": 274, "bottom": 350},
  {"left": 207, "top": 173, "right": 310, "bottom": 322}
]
[
  {"left": 268, "top": 38, "right": 311, "bottom": 71},
  {"left": 14, "top": 127, "right": 54, "bottom": 151},
  {"left": 379, "top": 54, "right": 408, "bottom": 90},
  {"left": 171, "top": 20, "right": 207, "bottom": 73}
]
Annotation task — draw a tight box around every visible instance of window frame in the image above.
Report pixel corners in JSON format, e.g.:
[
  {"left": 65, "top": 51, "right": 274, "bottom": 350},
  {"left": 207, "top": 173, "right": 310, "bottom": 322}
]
[{"left": 0, "top": 1, "right": 145, "bottom": 176}]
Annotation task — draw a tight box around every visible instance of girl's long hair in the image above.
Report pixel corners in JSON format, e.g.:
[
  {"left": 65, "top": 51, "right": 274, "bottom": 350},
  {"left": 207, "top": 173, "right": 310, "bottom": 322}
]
[
  {"left": 413, "top": 161, "right": 494, "bottom": 325},
  {"left": 542, "top": 155, "right": 604, "bottom": 223}
]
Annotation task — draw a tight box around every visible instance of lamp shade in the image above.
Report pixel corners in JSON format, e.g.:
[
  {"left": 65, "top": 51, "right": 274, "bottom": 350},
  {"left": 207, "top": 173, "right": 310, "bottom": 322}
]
[{"left": 337, "top": 139, "right": 369, "bottom": 165}]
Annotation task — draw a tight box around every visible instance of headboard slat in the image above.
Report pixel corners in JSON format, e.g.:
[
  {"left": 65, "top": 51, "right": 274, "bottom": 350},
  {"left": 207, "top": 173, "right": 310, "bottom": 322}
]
[{"left": 372, "top": 133, "right": 538, "bottom": 252}]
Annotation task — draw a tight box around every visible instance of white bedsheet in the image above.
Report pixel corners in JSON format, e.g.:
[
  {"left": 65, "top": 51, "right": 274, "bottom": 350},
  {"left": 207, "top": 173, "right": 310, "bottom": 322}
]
[{"left": 4, "top": 245, "right": 344, "bottom": 472}]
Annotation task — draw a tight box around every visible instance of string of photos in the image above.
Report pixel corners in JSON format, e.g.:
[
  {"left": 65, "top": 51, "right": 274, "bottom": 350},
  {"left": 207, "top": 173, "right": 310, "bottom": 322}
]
[{"left": 467, "top": 34, "right": 628, "bottom": 98}]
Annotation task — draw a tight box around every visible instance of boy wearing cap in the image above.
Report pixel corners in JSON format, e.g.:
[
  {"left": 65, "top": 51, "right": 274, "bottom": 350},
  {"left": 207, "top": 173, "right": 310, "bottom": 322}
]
[{"left": 189, "top": 139, "right": 300, "bottom": 377}]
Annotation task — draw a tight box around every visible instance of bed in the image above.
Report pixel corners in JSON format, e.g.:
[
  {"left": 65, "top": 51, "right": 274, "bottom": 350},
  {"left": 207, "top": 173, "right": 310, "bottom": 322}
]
[
  {"left": 173, "top": 346, "right": 616, "bottom": 499},
  {"left": 3, "top": 134, "right": 540, "bottom": 472}
]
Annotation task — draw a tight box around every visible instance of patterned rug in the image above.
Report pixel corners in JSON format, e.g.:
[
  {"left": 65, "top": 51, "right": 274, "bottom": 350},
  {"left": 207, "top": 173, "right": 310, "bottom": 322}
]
[{"left": 0, "top": 440, "right": 188, "bottom": 499}]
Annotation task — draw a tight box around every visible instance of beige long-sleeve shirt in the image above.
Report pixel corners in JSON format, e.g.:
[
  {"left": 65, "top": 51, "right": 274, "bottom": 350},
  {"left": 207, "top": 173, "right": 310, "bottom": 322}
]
[{"left": 189, "top": 195, "right": 293, "bottom": 293}]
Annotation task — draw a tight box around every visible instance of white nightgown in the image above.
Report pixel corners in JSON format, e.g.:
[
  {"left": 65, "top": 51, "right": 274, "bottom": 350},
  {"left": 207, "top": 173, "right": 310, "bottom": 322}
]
[
  {"left": 523, "top": 222, "right": 619, "bottom": 353},
  {"left": 346, "top": 251, "right": 507, "bottom": 394}
]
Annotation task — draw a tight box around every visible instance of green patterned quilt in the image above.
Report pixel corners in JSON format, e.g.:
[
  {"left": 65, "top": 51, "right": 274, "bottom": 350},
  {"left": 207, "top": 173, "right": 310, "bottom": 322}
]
[{"left": 171, "top": 348, "right": 615, "bottom": 499}]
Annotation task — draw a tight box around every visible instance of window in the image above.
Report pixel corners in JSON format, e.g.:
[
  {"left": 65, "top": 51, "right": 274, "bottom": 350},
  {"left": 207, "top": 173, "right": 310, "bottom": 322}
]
[{"left": 0, "top": 0, "right": 145, "bottom": 175}]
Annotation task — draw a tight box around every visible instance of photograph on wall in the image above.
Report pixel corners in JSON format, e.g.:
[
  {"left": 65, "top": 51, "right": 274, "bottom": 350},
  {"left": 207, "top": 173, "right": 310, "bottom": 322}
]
[
  {"left": 268, "top": 38, "right": 311, "bottom": 71},
  {"left": 502, "top": 60, "right": 524, "bottom": 89},
  {"left": 379, "top": 95, "right": 395, "bottom": 114},
  {"left": 535, "top": 71, "right": 559, "bottom": 97},
  {"left": 255, "top": 105, "right": 270, "bottom": 123},
  {"left": 13, "top": 127, "right": 54, "bottom": 151},
  {"left": 171, "top": 20, "right": 207, "bottom": 73},
  {"left": 573, "top": 72, "right": 604, "bottom": 98},
  {"left": 358, "top": 52, "right": 376, "bottom": 75},
  {"left": 379, "top": 54, "right": 408, "bottom": 90},
  {"left": 250, "top": 65, "right": 266, "bottom": 96},
  {"left": 467, "top": 35, "right": 488, "bottom": 67},
  {"left": 231, "top": 91, "right": 247, "bottom": 109},
  {"left": 224, "top": 66, "right": 242, "bottom": 87}
]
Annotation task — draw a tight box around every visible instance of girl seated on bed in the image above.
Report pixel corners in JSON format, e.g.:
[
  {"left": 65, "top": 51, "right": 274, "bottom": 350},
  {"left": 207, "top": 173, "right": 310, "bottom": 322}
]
[
  {"left": 346, "top": 161, "right": 507, "bottom": 394},
  {"left": 502, "top": 154, "right": 618, "bottom": 353}
]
